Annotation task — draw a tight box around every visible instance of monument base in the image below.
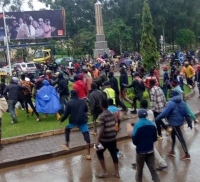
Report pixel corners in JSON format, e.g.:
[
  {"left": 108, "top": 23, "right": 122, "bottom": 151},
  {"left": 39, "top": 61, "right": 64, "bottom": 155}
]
[
  {"left": 93, "top": 34, "right": 109, "bottom": 58},
  {"left": 93, "top": 48, "right": 110, "bottom": 59}
]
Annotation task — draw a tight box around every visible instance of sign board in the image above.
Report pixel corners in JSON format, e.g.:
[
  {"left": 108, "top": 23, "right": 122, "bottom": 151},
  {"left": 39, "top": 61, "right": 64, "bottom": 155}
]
[
  {"left": 0, "top": 10, "right": 66, "bottom": 41},
  {"left": 178, "top": 52, "right": 184, "bottom": 63}
]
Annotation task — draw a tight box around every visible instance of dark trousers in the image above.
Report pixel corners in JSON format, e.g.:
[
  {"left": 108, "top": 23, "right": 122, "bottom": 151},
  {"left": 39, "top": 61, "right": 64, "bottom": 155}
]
[
  {"left": 59, "top": 95, "right": 68, "bottom": 115},
  {"left": 186, "top": 77, "right": 194, "bottom": 87},
  {"left": 24, "top": 94, "right": 39, "bottom": 117},
  {"left": 116, "top": 94, "right": 127, "bottom": 110},
  {"left": 171, "top": 126, "right": 189, "bottom": 154},
  {"left": 136, "top": 152, "right": 160, "bottom": 182},
  {"left": 18, "top": 98, "right": 25, "bottom": 109},
  {"left": 154, "top": 112, "right": 168, "bottom": 136},
  {"left": 133, "top": 93, "right": 143, "bottom": 111},
  {"left": 96, "top": 140, "right": 118, "bottom": 163}
]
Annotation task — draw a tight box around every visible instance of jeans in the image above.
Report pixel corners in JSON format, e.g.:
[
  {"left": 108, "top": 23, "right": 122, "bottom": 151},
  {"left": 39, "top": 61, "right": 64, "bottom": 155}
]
[
  {"left": 171, "top": 126, "right": 189, "bottom": 154},
  {"left": 8, "top": 100, "right": 17, "bottom": 123},
  {"left": 154, "top": 111, "right": 168, "bottom": 136},
  {"left": 136, "top": 152, "right": 160, "bottom": 182}
]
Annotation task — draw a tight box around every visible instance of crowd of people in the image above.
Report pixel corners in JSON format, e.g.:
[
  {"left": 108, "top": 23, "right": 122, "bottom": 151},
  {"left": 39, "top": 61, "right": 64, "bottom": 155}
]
[{"left": 0, "top": 53, "right": 199, "bottom": 181}]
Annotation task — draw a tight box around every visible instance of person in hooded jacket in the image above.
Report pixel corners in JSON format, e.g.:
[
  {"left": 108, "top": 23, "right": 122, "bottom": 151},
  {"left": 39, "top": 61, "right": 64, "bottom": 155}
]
[
  {"left": 120, "top": 68, "right": 133, "bottom": 105},
  {"left": 72, "top": 75, "right": 87, "bottom": 99},
  {"left": 3, "top": 77, "right": 26, "bottom": 123},
  {"left": 108, "top": 72, "right": 127, "bottom": 112},
  {"left": 56, "top": 72, "right": 69, "bottom": 114},
  {"left": 155, "top": 90, "right": 192, "bottom": 160},
  {"left": 60, "top": 90, "right": 91, "bottom": 160}
]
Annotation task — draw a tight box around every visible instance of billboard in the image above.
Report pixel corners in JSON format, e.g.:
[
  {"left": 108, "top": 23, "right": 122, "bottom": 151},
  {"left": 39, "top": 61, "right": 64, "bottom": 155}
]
[{"left": 0, "top": 9, "right": 66, "bottom": 41}]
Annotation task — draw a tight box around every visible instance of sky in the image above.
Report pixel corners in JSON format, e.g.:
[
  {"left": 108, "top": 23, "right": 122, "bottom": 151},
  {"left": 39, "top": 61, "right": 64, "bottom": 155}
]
[{"left": 22, "top": 0, "right": 50, "bottom": 11}]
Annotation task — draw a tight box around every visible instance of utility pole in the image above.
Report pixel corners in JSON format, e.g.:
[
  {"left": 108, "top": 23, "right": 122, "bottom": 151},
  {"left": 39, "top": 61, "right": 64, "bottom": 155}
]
[
  {"left": 163, "top": 27, "right": 166, "bottom": 53},
  {"left": 3, "top": 10, "right": 15, "bottom": 76}
]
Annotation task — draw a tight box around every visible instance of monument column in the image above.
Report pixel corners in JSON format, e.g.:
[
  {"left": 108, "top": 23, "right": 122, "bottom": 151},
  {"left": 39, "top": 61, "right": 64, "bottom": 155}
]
[{"left": 93, "top": 0, "right": 109, "bottom": 58}]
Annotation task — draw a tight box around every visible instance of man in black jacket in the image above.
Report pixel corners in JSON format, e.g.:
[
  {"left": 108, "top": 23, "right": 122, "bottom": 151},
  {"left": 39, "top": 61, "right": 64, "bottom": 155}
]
[
  {"left": 88, "top": 83, "right": 105, "bottom": 135},
  {"left": 124, "top": 72, "right": 145, "bottom": 114},
  {"left": 108, "top": 72, "right": 127, "bottom": 112},
  {"left": 55, "top": 72, "right": 69, "bottom": 115},
  {"left": 3, "top": 77, "right": 26, "bottom": 123},
  {"left": 60, "top": 90, "right": 91, "bottom": 160},
  {"left": 119, "top": 68, "right": 133, "bottom": 105}
]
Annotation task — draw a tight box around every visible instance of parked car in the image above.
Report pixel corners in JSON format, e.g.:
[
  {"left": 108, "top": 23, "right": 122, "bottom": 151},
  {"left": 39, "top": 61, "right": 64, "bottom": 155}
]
[{"left": 12, "top": 62, "right": 37, "bottom": 74}]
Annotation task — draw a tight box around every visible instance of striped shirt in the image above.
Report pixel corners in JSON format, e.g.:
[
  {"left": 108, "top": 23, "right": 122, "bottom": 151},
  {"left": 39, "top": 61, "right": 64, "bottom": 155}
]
[{"left": 98, "top": 110, "right": 116, "bottom": 142}]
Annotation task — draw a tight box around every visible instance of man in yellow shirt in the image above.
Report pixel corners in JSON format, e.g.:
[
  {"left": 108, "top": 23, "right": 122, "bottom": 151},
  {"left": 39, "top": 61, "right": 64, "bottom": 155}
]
[{"left": 181, "top": 61, "right": 195, "bottom": 88}]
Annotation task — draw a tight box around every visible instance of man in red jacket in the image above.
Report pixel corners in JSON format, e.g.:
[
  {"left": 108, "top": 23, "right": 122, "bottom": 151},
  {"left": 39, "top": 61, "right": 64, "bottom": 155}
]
[{"left": 72, "top": 75, "right": 87, "bottom": 99}]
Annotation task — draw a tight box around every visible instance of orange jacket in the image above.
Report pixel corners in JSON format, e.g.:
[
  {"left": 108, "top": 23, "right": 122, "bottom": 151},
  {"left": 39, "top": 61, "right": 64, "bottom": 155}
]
[{"left": 181, "top": 65, "right": 195, "bottom": 78}]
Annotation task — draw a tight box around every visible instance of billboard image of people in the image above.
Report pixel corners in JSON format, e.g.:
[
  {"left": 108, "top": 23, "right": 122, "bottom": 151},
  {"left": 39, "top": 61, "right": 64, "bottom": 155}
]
[{"left": 0, "top": 9, "right": 66, "bottom": 40}]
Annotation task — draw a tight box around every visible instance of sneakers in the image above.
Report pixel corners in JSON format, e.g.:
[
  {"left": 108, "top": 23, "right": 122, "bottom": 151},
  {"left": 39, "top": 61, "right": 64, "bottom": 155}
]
[
  {"left": 166, "top": 127, "right": 172, "bottom": 136},
  {"left": 180, "top": 154, "right": 191, "bottom": 160},
  {"left": 156, "top": 166, "right": 168, "bottom": 171},
  {"left": 117, "top": 151, "right": 123, "bottom": 158},
  {"left": 131, "top": 163, "right": 136, "bottom": 168},
  {"left": 167, "top": 151, "right": 175, "bottom": 157},
  {"left": 130, "top": 110, "right": 137, "bottom": 114},
  {"left": 157, "top": 135, "right": 163, "bottom": 140}
]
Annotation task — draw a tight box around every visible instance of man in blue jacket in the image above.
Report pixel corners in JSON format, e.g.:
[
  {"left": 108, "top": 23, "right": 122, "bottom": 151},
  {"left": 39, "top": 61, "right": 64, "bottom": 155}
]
[
  {"left": 60, "top": 90, "right": 91, "bottom": 160},
  {"left": 132, "top": 109, "right": 160, "bottom": 182},
  {"left": 155, "top": 90, "right": 192, "bottom": 160}
]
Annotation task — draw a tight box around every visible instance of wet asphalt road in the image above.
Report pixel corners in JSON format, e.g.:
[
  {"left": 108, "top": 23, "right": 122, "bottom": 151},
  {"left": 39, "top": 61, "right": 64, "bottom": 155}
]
[{"left": 0, "top": 122, "right": 200, "bottom": 182}]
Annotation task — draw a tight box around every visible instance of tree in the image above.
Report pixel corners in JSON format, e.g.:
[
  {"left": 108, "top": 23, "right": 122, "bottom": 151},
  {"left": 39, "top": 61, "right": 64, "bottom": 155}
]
[
  {"left": 104, "top": 19, "right": 132, "bottom": 54},
  {"left": 176, "top": 28, "right": 195, "bottom": 49},
  {"left": 140, "top": 0, "right": 159, "bottom": 71}
]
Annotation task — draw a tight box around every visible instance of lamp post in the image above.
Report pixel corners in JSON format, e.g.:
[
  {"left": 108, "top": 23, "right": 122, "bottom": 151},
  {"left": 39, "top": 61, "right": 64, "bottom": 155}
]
[{"left": 3, "top": 10, "right": 16, "bottom": 76}]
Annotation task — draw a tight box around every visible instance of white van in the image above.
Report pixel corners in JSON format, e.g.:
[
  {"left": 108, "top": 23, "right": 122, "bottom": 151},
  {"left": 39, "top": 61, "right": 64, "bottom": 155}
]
[{"left": 12, "top": 62, "right": 37, "bottom": 74}]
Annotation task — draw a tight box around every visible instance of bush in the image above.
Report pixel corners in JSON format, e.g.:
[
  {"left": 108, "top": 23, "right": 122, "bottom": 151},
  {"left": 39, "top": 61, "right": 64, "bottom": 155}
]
[{"left": 126, "top": 88, "right": 149, "bottom": 100}]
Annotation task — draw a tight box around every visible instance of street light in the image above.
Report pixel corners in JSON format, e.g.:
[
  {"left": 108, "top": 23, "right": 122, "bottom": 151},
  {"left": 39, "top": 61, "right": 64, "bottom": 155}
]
[{"left": 3, "top": 9, "right": 16, "bottom": 76}]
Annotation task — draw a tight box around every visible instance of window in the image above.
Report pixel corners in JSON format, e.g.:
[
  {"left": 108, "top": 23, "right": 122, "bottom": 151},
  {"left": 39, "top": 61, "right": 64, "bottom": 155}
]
[
  {"left": 27, "top": 64, "right": 35, "bottom": 68},
  {"left": 34, "top": 51, "right": 44, "bottom": 58}
]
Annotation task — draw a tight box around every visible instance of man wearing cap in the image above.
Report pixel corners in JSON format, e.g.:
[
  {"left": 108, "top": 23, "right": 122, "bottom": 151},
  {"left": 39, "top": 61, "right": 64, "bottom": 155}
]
[
  {"left": 60, "top": 90, "right": 91, "bottom": 160},
  {"left": 132, "top": 109, "right": 160, "bottom": 182},
  {"left": 3, "top": 77, "right": 26, "bottom": 123},
  {"left": 124, "top": 72, "right": 145, "bottom": 114},
  {"left": 181, "top": 61, "right": 195, "bottom": 88}
]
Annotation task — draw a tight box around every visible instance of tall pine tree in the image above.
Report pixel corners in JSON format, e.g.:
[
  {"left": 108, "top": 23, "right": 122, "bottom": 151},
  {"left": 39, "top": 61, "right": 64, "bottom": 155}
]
[{"left": 141, "top": 0, "right": 159, "bottom": 71}]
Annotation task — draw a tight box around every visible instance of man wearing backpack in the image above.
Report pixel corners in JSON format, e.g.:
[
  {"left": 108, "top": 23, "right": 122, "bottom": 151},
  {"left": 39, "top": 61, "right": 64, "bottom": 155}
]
[
  {"left": 89, "top": 83, "right": 105, "bottom": 135},
  {"left": 124, "top": 72, "right": 145, "bottom": 114}
]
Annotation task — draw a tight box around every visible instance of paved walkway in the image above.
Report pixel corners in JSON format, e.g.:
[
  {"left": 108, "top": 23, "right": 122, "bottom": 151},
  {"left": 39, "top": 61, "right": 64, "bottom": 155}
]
[{"left": 0, "top": 87, "right": 199, "bottom": 168}]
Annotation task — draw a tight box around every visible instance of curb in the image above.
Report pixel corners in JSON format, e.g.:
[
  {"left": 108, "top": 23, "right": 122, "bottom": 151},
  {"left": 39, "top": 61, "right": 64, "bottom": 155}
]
[
  {"left": 1, "top": 114, "right": 134, "bottom": 145},
  {"left": 0, "top": 131, "right": 131, "bottom": 169}
]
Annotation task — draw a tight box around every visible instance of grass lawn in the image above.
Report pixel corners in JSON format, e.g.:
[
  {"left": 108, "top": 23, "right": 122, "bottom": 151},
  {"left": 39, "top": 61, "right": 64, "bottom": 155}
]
[{"left": 2, "top": 76, "right": 191, "bottom": 138}]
